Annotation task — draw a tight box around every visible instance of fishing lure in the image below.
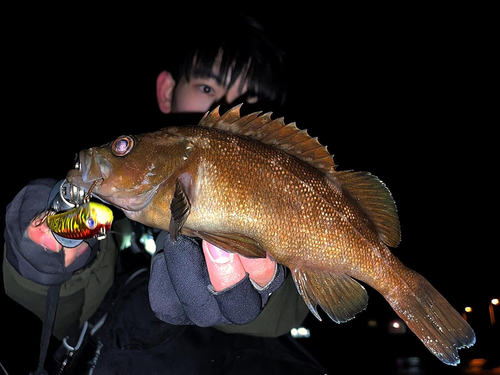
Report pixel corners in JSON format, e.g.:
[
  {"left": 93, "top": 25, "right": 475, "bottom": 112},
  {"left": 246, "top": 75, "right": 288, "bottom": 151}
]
[{"left": 45, "top": 202, "right": 113, "bottom": 240}]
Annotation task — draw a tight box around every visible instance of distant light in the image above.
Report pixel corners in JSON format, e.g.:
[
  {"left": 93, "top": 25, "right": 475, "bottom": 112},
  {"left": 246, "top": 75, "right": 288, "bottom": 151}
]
[
  {"left": 407, "top": 357, "right": 421, "bottom": 367},
  {"left": 367, "top": 319, "right": 378, "bottom": 328},
  {"left": 291, "top": 327, "right": 310, "bottom": 338},
  {"left": 396, "top": 357, "right": 421, "bottom": 368},
  {"left": 120, "top": 233, "right": 132, "bottom": 250},
  {"left": 140, "top": 233, "right": 156, "bottom": 254},
  {"left": 389, "top": 319, "right": 406, "bottom": 334},
  {"left": 465, "top": 306, "right": 473, "bottom": 313},
  {"left": 490, "top": 299, "right": 498, "bottom": 325}
]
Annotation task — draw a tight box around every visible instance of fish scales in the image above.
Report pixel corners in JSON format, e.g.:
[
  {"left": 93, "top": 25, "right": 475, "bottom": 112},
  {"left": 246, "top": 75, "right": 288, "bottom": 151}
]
[
  {"left": 66, "top": 105, "right": 475, "bottom": 365},
  {"left": 170, "top": 125, "right": 370, "bottom": 272}
]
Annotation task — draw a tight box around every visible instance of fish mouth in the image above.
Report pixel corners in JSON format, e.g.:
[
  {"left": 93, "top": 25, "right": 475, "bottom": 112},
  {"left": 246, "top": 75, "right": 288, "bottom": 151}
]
[
  {"left": 66, "top": 150, "right": 158, "bottom": 212},
  {"left": 67, "top": 150, "right": 110, "bottom": 190}
]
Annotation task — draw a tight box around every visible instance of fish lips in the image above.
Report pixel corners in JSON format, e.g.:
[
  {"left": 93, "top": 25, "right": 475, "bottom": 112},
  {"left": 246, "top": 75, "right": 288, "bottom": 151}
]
[
  {"left": 67, "top": 150, "right": 110, "bottom": 188},
  {"left": 82, "top": 149, "right": 111, "bottom": 183},
  {"left": 67, "top": 150, "right": 158, "bottom": 212}
]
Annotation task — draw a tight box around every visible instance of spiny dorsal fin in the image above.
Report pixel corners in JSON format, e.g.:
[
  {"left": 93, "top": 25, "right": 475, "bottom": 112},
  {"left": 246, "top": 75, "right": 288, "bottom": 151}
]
[
  {"left": 335, "top": 171, "right": 401, "bottom": 247},
  {"left": 198, "top": 104, "right": 336, "bottom": 175}
]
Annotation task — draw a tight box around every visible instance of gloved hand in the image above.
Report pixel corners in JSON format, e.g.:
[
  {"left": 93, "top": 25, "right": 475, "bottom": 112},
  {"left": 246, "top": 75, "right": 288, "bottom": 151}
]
[
  {"left": 27, "top": 218, "right": 90, "bottom": 267},
  {"left": 149, "top": 234, "right": 285, "bottom": 326},
  {"left": 27, "top": 179, "right": 90, "bottom": 267},
  {"left": 5, "top": 179, "right": 98, "bottom": 285}
]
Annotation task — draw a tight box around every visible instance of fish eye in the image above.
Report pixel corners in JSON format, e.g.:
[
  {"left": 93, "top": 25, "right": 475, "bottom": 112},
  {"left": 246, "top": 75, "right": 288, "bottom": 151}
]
[
  {"left": 111, "top": 135, "right": 135, "bottom": 156},
  {"left": 86, "top": 217, "right": 96, "bottom": 229}
]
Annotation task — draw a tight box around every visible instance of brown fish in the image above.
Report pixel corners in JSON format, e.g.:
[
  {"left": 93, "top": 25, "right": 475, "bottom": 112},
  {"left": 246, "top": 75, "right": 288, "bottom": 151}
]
[{"left": 66, "top": 105, "right": 475, "bottom": 365}]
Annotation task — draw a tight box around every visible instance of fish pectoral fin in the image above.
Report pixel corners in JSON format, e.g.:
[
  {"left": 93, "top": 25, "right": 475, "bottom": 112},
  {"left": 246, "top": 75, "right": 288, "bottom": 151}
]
[
  {"left": 169, "top": 177, "right": 191, "bottom": 242},
  {"left": 291, "top": 269, "right": 368, "bottom": 323},
  {"left": 195, "top": 231, "right": 267, "bottom": 258}
]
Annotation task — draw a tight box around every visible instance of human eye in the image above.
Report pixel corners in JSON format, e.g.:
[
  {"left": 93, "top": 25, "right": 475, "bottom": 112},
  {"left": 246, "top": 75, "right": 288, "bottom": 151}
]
[{"left": 196, "top": 84, "right": 215, "bottom": 96}]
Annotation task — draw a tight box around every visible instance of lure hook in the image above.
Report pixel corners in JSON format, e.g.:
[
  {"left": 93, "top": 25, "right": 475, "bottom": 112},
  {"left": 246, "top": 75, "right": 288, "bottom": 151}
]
[
  {"left": 95, "top": 226, "right": 108, "bottom": 240},
  {"left": 84, "top": 178, "right": 103, "bottom": 203},
  {"left": 32, "top": 211, "right": 55, "bottom": 227}
]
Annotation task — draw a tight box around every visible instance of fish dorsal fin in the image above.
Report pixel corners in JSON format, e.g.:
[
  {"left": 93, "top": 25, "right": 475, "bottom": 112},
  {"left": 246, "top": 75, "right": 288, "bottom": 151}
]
[
  {"left": 198, "top": 104, "right": 337, "bottom": 175},
  {"left": 335, "top": 171, "right": 401, "bottom": 247}
]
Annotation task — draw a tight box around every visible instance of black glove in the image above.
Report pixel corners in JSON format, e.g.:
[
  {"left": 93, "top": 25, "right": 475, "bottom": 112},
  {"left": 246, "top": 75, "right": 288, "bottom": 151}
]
[{"left": 149, "top": 234, "right": 285, "bottom": 326}]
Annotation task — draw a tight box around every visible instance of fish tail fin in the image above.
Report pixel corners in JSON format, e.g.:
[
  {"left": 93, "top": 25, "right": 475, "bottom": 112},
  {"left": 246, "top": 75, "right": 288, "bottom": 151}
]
[{"left": 385, "top": 269, "right": 475, "bottom": 365}]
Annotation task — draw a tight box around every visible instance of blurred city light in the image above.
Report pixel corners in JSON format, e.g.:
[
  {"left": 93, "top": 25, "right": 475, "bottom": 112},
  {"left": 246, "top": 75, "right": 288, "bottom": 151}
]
[
  {"left": 395, "top": 357, "right": 421, "bottom": 372},
  {"left": 462, "top": 306, "right": 473, "bottom": 321},
  {"left": 291, "top": 327, "right": 311, "bottom": 338},
  {"left": 490, "top": 298, "right": 498, "bottom": 325},
  {"left": 140, "top": 232, "right": 156, "bottom": 254},
  {"left": 388, "top": 319, "right": 406, "bottom": 334}
]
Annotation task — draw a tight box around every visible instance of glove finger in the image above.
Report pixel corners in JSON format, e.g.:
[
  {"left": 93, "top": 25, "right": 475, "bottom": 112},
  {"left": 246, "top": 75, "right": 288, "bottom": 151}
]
[
  {"left": 239, "top": 253, "right": 278, "bottom": 288},
  {"left": 210, "top": 274, "right": 263, "bottom": 324},
  {"left": 253, "top": 264, "right": 286, "bottom": 306},
  {"left": 162, "top": 234, "right": 227, "bottom": 326},
  {"left": 149, "top": 250, "right": 191, "bottom": 325}
]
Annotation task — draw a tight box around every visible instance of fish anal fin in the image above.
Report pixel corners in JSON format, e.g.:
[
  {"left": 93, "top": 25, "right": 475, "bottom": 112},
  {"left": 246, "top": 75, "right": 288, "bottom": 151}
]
[
  {"left": 335, "top": 170, "right": 401, "bottom": 247},
  {"left": 291, "top": 269, "right": 368, "bottom": 323},
  {"left": 169, "top": 176, "right": 192, "bottom": 242},
  {"left": 198, "top": 105, "right": 337, "bottom": 176},
  {"left": 194, "top": 231, "right": 267, "bottom": 259}
]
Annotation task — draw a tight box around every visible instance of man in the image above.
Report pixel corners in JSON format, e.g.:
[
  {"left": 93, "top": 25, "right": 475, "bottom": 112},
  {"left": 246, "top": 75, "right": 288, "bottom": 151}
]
[{"left": 3, "top": 12, "right": 326, "bottom": 374}]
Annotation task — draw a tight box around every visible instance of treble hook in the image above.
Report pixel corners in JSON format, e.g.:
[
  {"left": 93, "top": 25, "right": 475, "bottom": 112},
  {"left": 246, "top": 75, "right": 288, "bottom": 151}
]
[
  {"left": 33, "top": 179, "right": 103, "bottom": 227},
  {"left": 84, "top": 178, "right": 103, "bottom": 202},
  {"left": 32, "top": 211, "right": 55, "bottom": 227}
]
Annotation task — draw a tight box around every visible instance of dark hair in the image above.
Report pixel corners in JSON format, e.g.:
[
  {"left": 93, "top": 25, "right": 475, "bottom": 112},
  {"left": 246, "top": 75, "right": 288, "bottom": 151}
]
[{"left": 165, "top": 13, "right": 287, "bottom": 106}]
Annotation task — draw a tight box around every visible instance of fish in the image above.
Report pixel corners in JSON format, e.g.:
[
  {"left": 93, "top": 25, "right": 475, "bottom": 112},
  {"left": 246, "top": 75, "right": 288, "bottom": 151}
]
[
  {"left": 66, "top": 104, "right": 475, "bottom": 365},
  {"left": 46, "top": 202, "right": 113, "bottom": 240}
]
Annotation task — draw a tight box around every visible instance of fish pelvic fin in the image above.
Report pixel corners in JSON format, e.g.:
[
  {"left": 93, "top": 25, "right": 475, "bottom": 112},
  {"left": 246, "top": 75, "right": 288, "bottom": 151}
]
[
  {"left": 193, "top": 231, "right": 267, "bottom": 258},
  {"left": 335, "top": 170, "right": 401, "bottom": 247},
  {"left": 291, "top": 269, "right": 368, "bottom": 323},
  {"left": 199, "top": 104, "right": 337, "bottom": 176},
  {"left": 385, "top": 269, "right": 475, "bottom": 365}
]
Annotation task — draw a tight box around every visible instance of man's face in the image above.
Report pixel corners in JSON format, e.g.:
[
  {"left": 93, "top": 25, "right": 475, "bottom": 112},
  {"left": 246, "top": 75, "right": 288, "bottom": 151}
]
[
  {"left": 170, "top": 56, "right": 258, "bottom": 114},
  {"left": 171, "top": 75, "right": 256, "bottom": 114}
]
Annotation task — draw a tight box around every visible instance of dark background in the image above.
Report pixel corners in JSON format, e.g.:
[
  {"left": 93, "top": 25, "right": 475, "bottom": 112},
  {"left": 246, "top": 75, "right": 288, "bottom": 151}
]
[{"left": 1, "top": 5, "right": 498, "bottom": 374}]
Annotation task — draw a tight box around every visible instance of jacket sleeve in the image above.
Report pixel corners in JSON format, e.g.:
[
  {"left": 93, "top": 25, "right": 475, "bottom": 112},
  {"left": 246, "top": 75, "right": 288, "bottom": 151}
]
[{"left": 3, "top": 179, "right": 117, "bottom": 339}]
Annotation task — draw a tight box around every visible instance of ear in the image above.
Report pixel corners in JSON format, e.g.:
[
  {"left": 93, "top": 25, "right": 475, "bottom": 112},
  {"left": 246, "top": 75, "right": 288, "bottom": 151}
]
[{"left": 156, "top": 71, "right": 176, "bottom": 114}]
